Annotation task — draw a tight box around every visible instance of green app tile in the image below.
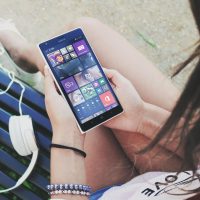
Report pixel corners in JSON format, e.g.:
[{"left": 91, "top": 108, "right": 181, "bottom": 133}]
[
  {"left": 98, "top": 77, "right": 106, "bottom": 85},
  {"left": 80, "top": 84, "right": 97, "bottom": 100}
]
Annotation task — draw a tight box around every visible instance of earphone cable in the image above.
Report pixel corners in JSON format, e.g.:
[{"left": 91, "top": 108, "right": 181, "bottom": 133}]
[{"left": 0, "top": 64, "right": 25, "bottom": 115}]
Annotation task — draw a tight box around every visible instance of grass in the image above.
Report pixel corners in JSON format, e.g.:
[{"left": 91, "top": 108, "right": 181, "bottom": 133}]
[{"left": 136, "top": 30, "right": 158, "bottom": 49}]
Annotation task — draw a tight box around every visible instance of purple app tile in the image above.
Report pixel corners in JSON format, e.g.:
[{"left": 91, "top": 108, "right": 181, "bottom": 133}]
[
  {"left": 61, "top": 76, "right": 78, "bottom": 93},
  {"left": 73, "top": 40, "right": 89, "bottom": 56},
  {"left": 92, "top": 80, "right": 100, "bottom": 88}
]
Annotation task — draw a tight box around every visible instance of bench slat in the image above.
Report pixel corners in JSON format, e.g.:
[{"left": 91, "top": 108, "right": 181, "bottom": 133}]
[
  {"left": 0, "top": 92, "right": 52, "bottom": 133},
  {"left": 0, "top": 195, "right": 9, "bottom": 200},
  {"left": 0, "top": 172, "right": 43, "bottom": 200},
  {"left": 0, "top": 149, "right": 49, "bottom": 191},
  {"left": 0, "top": 127, "right": 50, "bottom": 173},
  {"left": 0, "top": 70, "right": 46, "bottom": 112},
  {"left": 0, "top": 108, "right": 51, "bottom": 152}
]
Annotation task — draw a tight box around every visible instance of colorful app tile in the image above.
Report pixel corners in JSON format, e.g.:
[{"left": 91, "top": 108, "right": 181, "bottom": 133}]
[
  {"left": 63, "top": 54, "right": 71, "bottom": 62},
  {"left": 74, "top": 96, "right": 105, "bottom": 123},
  {"left": 53, "top": 66, "right": 65, "bottom": 80},
  {"left": 99, "top": 91, "right": 116, "bottom": 107},
  {"left": 68, "top": 89, "right": 85, "bottom": 106},
  {"left": 66, "top": 45, "right": 74, "bottom": 52},
  {"left": 74, "top": 65, "right": 103, "bottom": 87},
  {"left": 70, "top": 51, "right": 78, "bottom": 59},
  {"left": 92, "top": 81, "right": 100, "bottom": 88},
  {"left": 73, "top": 40, "right": 89, "bottom": 56},
  {"left": 47, "top": 50, "right": 64, "bottom": 67},
  {"left": 74, "top": 104, "right": 88, "bottom": 120},
  {"left": 61, "top": 76, "right": 78, "bottom": 93},
  {"left": 86, "top": 96, "right": 104, "bottom": 113},
  {"left": 87, "top": 66, "right": 103, "bottom": 80},
  {"left": 60, "top": 47, "right": 68, "bottom": 55},
  {"left": 57, "top": 58, "right": 84, "bottom": 77},
  {"left": 98, "top": 77, "right": 106, "bottom": 85},
  {"left": 79, "top": 52, "right": 96, "bottom": 69},
  {"left": 75, "top": 103, "right": 90, "bottom": 120},
  {"left": 96, "top": 87, "right": 103, "bottom": 94},
  {"left": 102, "top": 84, "right": 109, "bottom": 92},
  {"left": 80, "top": 84, "right": 97, "bottom": 100},
  {"left": 74, "top": 71, "right": 93, "bottom": 87}
]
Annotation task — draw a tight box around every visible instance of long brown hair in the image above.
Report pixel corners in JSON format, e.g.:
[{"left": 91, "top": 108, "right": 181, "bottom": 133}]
[{"left": 143, "top": 0, "right": 200, "bottom": 199}]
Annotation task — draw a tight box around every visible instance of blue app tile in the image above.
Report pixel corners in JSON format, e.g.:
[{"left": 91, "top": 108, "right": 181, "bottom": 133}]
[
  {"left": 74, "top": 96, "right": 105, "bottom": 122},
  {"left": 74, "top": 106, "right": 84, "bottom": 119},
  {"left": 102, "top": 84, "right": 109, "bottom": 92},
  {"left": 79, "top": 52, "right": 96, "bottom": 69},
  {"left": 96, "top": 87, "right": 103, "bottom": 94}
]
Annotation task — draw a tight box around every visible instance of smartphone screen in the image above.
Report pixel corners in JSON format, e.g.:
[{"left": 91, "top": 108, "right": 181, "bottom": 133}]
[{"left": 39, "top": 28, "right": 123, "bottom": 132}]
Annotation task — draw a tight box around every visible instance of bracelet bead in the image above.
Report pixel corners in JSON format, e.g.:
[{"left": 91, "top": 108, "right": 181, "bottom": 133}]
[
  {"left": 60, "top": 184, "right": 64, "bottom": 190},
  {"left": 64, "top": 184, "right": 68, "bottom": 190},
  {"left": 79, "top": 184, "right": 83, "bottom": 190},
  {"left": 69, "top": 184, "right": 74, "bottom": 190},
  {"left": 54, "top": 184, "right": 59, "bottom": 190},
  {"left": 74, "top": 184, "right": 78, "bottom": 190}
]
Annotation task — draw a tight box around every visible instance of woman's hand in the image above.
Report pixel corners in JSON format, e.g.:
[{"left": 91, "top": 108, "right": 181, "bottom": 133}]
[
  {"left": 44, "top": 66, "right": 85, "bottom": 149},
  {"left": 103, "top": 68, "right": 145, "bottom": 133}
]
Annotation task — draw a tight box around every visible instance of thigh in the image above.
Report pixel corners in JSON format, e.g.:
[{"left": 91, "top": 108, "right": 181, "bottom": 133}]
[
  {"left": 112, "top": 129, "right": 183, "bottom": 173},
  {"left": 65, "top": 17, "right": 180, "bottom": 111},
  {"left": 84, "top": 126, "right": 134, "bottom": 191}
]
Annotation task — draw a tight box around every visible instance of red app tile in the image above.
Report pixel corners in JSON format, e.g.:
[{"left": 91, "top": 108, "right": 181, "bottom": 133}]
[{"left": 99, "top": 91, "right": 116, "bottom": 107}]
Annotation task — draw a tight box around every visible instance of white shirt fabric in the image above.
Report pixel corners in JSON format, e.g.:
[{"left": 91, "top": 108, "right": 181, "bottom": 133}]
[{"left": 99, "top": 171, "right": 199, "bottom": 200}]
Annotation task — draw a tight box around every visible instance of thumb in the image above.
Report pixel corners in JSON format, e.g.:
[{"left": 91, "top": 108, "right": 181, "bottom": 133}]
[
  {"left": 44, "top": 66, "right": 58, "bottom": 97},
  {"left": 103, "top": 68, "right": 126, "bottom": 88}
]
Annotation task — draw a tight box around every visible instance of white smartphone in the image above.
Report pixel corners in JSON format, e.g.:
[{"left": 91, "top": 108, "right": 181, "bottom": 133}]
[{"left": 38, "top": 28, "right": 123, "bottom": 133}]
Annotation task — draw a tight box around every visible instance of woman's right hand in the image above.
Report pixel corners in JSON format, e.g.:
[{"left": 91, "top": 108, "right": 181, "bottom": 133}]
[{"left": 103, "top": 68, "right": 145, "bottom": 133}]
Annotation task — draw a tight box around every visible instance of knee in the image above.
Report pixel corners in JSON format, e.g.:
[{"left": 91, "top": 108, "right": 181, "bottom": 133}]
[{"left": 69, "top": 17, "right": 102, "bottom": 30}]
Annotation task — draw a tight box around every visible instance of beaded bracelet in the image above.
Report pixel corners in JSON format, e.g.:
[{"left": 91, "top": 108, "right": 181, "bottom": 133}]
[
  {"left": 49, "top": 189, "right": 90, "bottom": 196},
  {"left": 47, "top": 184, "right": 92, "bottom": 196}
]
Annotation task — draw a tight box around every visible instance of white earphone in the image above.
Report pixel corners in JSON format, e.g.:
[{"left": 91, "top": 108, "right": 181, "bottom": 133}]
[{"left": 0, "top": 64, "right": 39, "bottom": 193}]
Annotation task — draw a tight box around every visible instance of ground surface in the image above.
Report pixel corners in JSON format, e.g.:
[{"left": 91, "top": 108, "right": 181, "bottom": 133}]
[{"left": 0, "top": 0, "right": 199, "bottom": 89}]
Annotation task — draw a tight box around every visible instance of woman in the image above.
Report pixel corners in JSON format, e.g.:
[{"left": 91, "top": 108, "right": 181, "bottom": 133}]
[{"left": 0, "top": 0, "right": 199, "bottom": 199}]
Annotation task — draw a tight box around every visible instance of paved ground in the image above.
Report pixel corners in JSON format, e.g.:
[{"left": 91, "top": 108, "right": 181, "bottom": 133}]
[{"left": 0, "top": 0, "right": 199, "bottom": 89}]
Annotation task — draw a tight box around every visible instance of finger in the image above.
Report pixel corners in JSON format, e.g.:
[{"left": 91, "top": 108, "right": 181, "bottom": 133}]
[
  {"left": 103, "top": 67, "right": 125, "bottom": 87},
  {"left": 44, "top": 66, "right": 58, "bottom": 96},
  {"left": 102, "top": 67, "right": 114, "bottom": 79}
]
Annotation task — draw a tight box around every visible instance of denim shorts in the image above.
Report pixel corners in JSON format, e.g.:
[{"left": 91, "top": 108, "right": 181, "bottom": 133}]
[{"left": 89, "top": 186, "right": 113, "bottom": 200}]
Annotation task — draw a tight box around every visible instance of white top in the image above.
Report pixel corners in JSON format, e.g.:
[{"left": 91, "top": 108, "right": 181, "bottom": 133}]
[{"left": 99, "top": 171, "right": 199, "bottom": 200}]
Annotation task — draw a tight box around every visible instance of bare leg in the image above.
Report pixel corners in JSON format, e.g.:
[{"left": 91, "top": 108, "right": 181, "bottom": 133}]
[
  {"left": 85, "top": 126, "right": 134, "bottom": 191},
  {"left": 112, "top": 130, "right": 183, "bottom": 174},
  {"left": 0, "top": 31, "right": 42, "bottom": 73}
]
